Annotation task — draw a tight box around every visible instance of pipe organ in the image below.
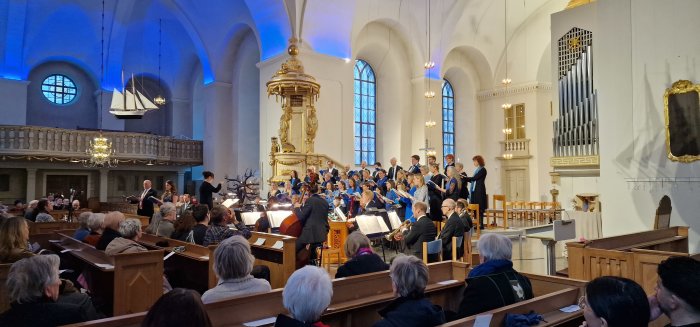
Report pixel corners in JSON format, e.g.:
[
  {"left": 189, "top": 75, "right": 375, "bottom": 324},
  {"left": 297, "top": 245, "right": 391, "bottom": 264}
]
[{"left": 552, "top": 28, "right": 599, "bottom": 167}]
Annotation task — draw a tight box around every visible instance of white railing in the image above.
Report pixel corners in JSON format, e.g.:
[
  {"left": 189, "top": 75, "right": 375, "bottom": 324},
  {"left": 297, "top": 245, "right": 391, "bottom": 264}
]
[
  {"left": 500, "top": 138, "right": 531, "bottom": 157},
  {"left": 0, "top": 125, "right": 203, "bottom": 166}
]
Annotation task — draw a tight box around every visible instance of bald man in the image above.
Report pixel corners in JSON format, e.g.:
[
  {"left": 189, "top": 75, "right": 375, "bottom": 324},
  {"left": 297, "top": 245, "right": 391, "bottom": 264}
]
[{"left": 439, "top": 198, "right": 466, "bottom": 260}]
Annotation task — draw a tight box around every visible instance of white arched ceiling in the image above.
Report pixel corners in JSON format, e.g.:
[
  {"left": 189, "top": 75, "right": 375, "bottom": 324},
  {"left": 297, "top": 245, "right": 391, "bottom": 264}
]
[
  {"left": 214, "top": 24, "right": 260, "bottom": 84},
  {"left": 301, "top": 0, "right": 356, "bottom": 58},
  {"left": 243, "top": 0, "right": 290, "bottom": 60}
]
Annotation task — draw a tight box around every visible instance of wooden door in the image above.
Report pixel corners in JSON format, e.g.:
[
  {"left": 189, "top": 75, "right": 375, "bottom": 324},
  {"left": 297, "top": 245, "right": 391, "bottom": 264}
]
[
  {"left": 45, "top": 175, "right": 88, "bottom": 204},
  {"left": 504, "top": 168, "right": 528, "bottom": 201}
]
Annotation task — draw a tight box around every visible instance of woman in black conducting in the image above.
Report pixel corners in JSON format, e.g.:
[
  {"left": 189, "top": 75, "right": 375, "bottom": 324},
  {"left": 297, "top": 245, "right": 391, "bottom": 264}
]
[
  {"left": 465, "top": 155, "right": 487, "bottom": 229},
  {"left": 199, "top": 171, "right": 222, "bottom": 210}
]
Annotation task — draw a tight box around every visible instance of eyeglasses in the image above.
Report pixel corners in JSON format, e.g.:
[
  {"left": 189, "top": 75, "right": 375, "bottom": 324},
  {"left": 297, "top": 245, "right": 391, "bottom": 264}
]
[{"left": 577, "top": 296, "right": 587, "bottom": 310}]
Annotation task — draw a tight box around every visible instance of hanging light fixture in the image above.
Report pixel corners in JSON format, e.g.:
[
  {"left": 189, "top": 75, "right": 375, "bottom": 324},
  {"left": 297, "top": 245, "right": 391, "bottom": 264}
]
[
  {"left": 422, "top": 0, "right": 437, "bottom": 157},
  {"left": 501, "top": 0, "right": 513, "bottom": 160},
  {"left": 153, "top": 18, "right": 166, "bottom": 106}
]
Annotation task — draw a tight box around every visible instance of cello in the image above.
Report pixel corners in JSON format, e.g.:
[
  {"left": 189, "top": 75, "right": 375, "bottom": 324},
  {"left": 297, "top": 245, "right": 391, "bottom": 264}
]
[{"left": 278, "top": 184, "right": 312, "bottom": 268}]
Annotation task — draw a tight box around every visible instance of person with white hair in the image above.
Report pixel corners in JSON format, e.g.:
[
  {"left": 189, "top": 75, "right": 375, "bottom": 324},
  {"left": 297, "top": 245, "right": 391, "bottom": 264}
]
[
  {"left": 83, "top": 213, "right": 105, "bottom": 247},
  {"left": 456, "top": 233, "right": 533, "bottom": 318},
  {"left": 373, "top": 254, "right": 445, "bottom": 327},
  {"left": 201, "top": 236, "right": 271, "bottom": 304},
  {"left": 105, "top": 219, "right": 148, "bottom": 255},
  {"left": 154, "top": 202, "right": 177, "bottom": 238},
  {"left": 275, "top": 266, "right": 333, "bottom": 327},
  {"left": 24, "top": 199, "right": 39, "bottom": 220},
  {"left": 73, "top": 211, "right": 92, "bottom": 241},
  {"left": 0, "top": 255, "right": 99, "bottom": 325},
  {"left": 96, "top": 211, "right": 125, "bottom": 250}
]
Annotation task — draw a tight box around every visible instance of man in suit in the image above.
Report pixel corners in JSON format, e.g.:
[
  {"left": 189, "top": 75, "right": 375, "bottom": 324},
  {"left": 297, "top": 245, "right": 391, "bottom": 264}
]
[
  {"left": 326, "top": 160, "right": 339, "bottom": 182},
  {"left": 407, "top": 155, "right": 421, "bottom": 174},
  {"left": 294, "top": 183, "right": 330, "bottom": 266},
  {"left": 396, "top": 201, "right": 437, "bottom": 261},
  {"left": 372, "top": 162, "right": 383, "bottom": 180},
  {"left": 439, "top": 199, "right": 466, "bottom": 260},
  {"left": 137, "top": 179, "right": 158, "bottom": 221},
  {"left": 387, "top": 157, "right": 403, "bottom": 180},
  {"left": 177, "top": 193, "right": 192, "bottom": 218}
]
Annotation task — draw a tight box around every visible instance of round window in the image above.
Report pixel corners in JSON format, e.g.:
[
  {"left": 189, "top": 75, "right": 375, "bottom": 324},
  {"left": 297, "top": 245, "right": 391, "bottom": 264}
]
[{"left": 41, "top": 74, "right": 77, "bottom": 104}]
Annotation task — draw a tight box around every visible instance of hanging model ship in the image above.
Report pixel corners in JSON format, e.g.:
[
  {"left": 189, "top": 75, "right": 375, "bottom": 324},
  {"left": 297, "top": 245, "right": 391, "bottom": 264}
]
[{"left": 109, "top": 73, "right": 159, "bottom": 119}]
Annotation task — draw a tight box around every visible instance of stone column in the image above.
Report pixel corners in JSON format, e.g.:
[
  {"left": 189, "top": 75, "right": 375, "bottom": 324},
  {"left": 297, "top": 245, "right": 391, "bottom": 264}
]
[
  {"left": 202, "top": 81, "right": 234, "bottom": 179},
  {"left": 177, "top": 171, "right": 185, "bottom": 195},
  {"left": 99, "top": 169, "right": 109, "bottom": 202},
  {"left": 26, "top": 168, "right": 37, "bottom": 201}
]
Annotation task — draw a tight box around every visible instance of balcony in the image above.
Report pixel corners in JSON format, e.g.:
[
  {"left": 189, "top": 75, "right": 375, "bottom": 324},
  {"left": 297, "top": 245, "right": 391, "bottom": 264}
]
[
  {"left": 499, "top": 138, "right": 531, "bottom": 160},
  {"left": 0, "top": 125, "right": 203, "bottom": 166}
]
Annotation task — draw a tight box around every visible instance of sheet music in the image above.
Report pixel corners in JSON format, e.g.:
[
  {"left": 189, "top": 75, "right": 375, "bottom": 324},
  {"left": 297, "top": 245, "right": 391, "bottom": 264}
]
[
  {"left": 387, "top": 211, "right": 402, "bottom": 230},
  {"left": 241, "top": 212, "right": 262, "bottom": 225},
  {"left": 267, "top": 210, "right": 292, "bottom": 228},
  {"left": 254, "top": 238, "right": 266, "bottom": 246},
  {"left": 222, "top": 198, "right": 239, "bottom": 208},
  {"left": 271, "top": 241, "right": 284, "bottom": 249},
  {"left": 334, "top": 207, "right": 347, "bottom": 222},
  {"left": 355, "top": 215, "right": 390, "bottom": 235}
]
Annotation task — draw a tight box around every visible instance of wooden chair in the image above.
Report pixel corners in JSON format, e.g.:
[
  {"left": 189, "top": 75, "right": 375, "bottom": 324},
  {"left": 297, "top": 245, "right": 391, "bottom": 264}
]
[
  {"left": 485, "top": 195, "right": 507, "bottom": 229},
  {"left": 451, "top": 235, "right": 465, "bottom": 262},
  {"left": 654, "top": 195, "right": 672, "bottom": 230},
  {"left": 422, "top": 239, "right": 442, "bottom": 264},
  {"left": 510, "top": 201, "right": 525, "bottom": 223},
  {"left": 319, "top": 246, "right": 342, "bottom": 273},
  {"left": 467, "top": 204, "right": 480, "bottom": 237}
]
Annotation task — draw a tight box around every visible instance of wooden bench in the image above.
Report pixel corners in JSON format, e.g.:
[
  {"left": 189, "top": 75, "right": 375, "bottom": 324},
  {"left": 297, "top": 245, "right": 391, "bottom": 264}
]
[
  {"left": 50, "top": 233, "right": 164, "bottom": 316},
  {"left": 248, "top": 232, "right": 297, "bottom": 289},
  {"left": 28, "top": 221, "right": 80, "bottom": 235},
  {"left": 123, "top": 213, "right": 150, "bottom": 229},
  {"left": 440, "top": 288, "right": 583, "bottom": 327}
]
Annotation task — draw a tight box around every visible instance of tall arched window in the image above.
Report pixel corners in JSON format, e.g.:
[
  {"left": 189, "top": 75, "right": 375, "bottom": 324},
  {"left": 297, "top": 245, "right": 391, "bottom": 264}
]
[
  {"left": 442, "top": 79, "right": 455, "bottom": 157},
  {"left": 354, "top": 60, "right": 376, "bottom": 165}
]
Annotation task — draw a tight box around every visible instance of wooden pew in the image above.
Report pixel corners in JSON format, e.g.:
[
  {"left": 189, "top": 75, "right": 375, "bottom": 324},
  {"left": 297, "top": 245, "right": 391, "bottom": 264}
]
[
  {"left": 440, "top": 288, "right": 583, "bottom": 327},
  {"left": 248, "top": 232, "right": 297, "bottom": 289},
  {"left": 50, "top": 233, "right": 164, "bottom": 316},
  {"left": 137, "top": 233, "right": 216, "bottom": 293},
  {"left": 28, "top": 221, "right": 80, "bottom": 235},
  {"left": 123, "top": 213, "right": 150, "bottom": 229}
]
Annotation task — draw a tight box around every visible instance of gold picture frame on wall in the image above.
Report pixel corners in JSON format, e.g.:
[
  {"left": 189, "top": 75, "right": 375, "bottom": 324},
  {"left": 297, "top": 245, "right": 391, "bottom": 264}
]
[{"left": 664, "top": 80, "right": 700, "bottom": 163}]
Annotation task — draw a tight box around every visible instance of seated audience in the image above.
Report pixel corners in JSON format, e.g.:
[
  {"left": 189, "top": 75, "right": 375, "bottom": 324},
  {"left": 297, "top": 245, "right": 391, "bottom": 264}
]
[
  {"left": 83, "top": 213, "right": 105, "bottom": 247},
  {"left": 8, "top": 199, "right": 25, "bottom": 215},
  {"left": 373, "top": 255, "right": 446, "bottom": 327},
  {"left": 73, "top": 212, "right": 92, "bottom": 241},
  {"left": 144, "top": 211, "right": 162, "bottom": 235},
  {"left": 335, "top": 231, "right": 389, "bottom": 278},
  {"left": 649, "top": 256, "right": 700, "bottom": 327},
  {"left": 191, "top": 204, "right": 210, "bottom": 245},
  {"left": 201, "top": 235, "right": 271, "bottom": 304},
  {"left": 71, "top": 200, "right": 80, "bottom": 211},
  {"left": 455, "top": 199, "right": 473, "bottom": 232},
  {"left": 33, "top": 199, "right": 55, "bottom": 222},
  {"left": 581, "top": 276, "right": 650, "bottom": 327},
  {"left": 172, "top": 210, "right": 196, "bottom": 242},
  {"left": 438, "top": 199, "right": 466, "bottom": 260},
  {"left": 457, "top": 233, "right": 533, "bottom": 318},
  {"left": 203, "top": 205, "right": 251, "bottom": 246},
  {"left": 275, "top": 266, "right": 333, "bottom": 327},
  {"left": 154, "top": 202, "right": 176, "bottom": 238},
  {"left": 96, "top": 211, "right": 125, "bottom": 250},
  {"left": 0, "top": 216, "right": 33, "bottom": 263},
  {"left": 142, "top": 288, "right": 212, "bottom": 327},
  {"left": 24, "top": 199, "right": 38, "bottom": 220},
  {"left": 0, "top": 255, "right": 99, "bottom": 326},
  {"left": 105, "top": 219, "right": 148, "bottom": 255}
]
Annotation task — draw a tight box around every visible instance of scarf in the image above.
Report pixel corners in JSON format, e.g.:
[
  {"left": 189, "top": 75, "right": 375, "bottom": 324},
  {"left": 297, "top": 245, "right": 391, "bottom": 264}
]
[
  {"left": 468, "top": 259, "right": 513, "bottom": 278},
  {"left": 470, "top": 167, "right": 482, "bottom": 194}
]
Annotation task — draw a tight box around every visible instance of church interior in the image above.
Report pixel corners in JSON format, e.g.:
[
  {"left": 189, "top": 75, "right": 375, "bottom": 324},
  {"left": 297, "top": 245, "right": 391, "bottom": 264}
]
[{"left": 0, "top": 0, "right": 699, "bottom": 326}]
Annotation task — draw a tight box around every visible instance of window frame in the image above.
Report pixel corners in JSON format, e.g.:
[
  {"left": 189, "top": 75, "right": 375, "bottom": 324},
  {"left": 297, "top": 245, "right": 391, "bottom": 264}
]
[
  {"left": 442, "top": 79, "right": 455, "bottom": 158},
  {"left": 41, "top": 74, "right": 78, "bottom": 105},
  {"left": 353, "top": 59, "right": 377, "bottom": 165}
]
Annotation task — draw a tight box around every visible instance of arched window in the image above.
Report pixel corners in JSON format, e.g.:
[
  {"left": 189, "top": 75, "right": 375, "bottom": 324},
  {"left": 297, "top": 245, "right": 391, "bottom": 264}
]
[
  {"left": 354, "top": 60, "right": 376, "bottom": 165},
  {"left": 442, "top": 79, "right": 455, "bottom": 157}
]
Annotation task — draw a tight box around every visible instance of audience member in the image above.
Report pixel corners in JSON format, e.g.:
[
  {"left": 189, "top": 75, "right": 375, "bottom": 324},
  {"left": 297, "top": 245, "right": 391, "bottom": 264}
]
[
  {"left": 201, "top": 236, "right": 271, "bottom": 304},
  {"left": 335, "top": 231, "right": 389, "bottom": 278},
  {"left": 141, "top": 288, "right": 212, "bottom": 327},
  {"left": 154, "top": 202, "right": 176, "bottom": 238},
  {"left": 105, "top": 219, "right": 148, "bottom": 255},
  {"left": 275, "top": 266, "right": 333, "bottom": 327},
  {"left": 83, "top": 213, "right": 105, "bottom": 247},
  {"left": 191, "top": 204, "right": 210, "bottom": 245},
  {"left": 24, "top": 199, "right": 38, "bottom": 220},
  {"left": 455, "top": 199, "right": 473, "bottom": 232},
  {"left": 172, "top": 210, "right": 196, "bottom": 242},
  {"left": 373, "top": 254, "right": 445, "bottom": 327},
  {"left": 33, "top": 199, "right": 55, "bottom": 222},
  {"left": 649, "top": 256, "right": 700, "bottom": 327},
  {"left": 0, "top": 255, "right": 99, "bottom": 326},
  {"left": 457, "top": 233, "right": 533, "bottom": 318},
  {"left": 73, "top": 211, "right": 92, "bottom": 241},
  {"left": 581, "top": 276, "right": 650, "bottom": 327},
  {"left": 438, "top": 198, "right": 466, "bottom": 260},
  {"left": 0, "top": 216, "right": 33, "bottom": 263},
  {"left": 203, "top": 205, "right": 250, "bottom": 246},
  {"left": 96, "top": 211, "right": 125, "bottom": 250}
]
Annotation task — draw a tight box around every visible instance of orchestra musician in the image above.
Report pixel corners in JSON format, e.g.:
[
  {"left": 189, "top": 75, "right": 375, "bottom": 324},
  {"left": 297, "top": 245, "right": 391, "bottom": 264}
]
[
  {"left": 393, "top": 201, "right": 437, "bottom": 262},
  {"left": 137, "top": 180, "right": 158, "bottom": 222},
  {"left": 293, "top": 183, "right": 330, "bottom": 266}
]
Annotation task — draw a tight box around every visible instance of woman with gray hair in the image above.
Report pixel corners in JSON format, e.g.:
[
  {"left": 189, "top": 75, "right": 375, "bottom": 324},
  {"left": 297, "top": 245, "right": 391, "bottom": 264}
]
[
  {"left": 457, "top": 233, "right": 533, "bottom": 318},
  {"left": 201, "top": 235, "right": 271, "bottom": 304},
  {"left": 373, "top": 254, "right": 445, "bottom": 327},
  {"left": 83, "top": 213, "right": 105, "bottom": 247},
  {"left": 154, "top": 202, "right": 176, "bottom": 238},
  {"left": 335, "top": 231, "right": 389, "bottom": 278},
  {"left": 105, "top": 219, "right": 148, "bottom": 255},
  {"left": 73, "top": 211, "right": 92, "bottom": 241},
  {"left": 0, "top": 255, "right": 98, "bottom": 325},
  {"left": 275, "top": 266, "right": 333, "bottom": 327}
]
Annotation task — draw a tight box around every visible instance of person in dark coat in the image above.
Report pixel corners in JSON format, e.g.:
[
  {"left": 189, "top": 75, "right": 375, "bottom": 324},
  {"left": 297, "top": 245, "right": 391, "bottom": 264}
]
[
  {"left": 427, "top": 163, "right": 445, "bottom": 222},
  {"left": 336, "top": 231, "right": 389, "bottom": 278},
  {"left": 0, "top": 255, "right": 100, "bottom": 327},
  {"left": 438, "top": 199, "right": 466, "bottom": 260},
  {"left": 294, "top": 184, "right": 330, "bottom": 265},
  {"left": 457, "top": 233, "right": 533, "bottom": 318},
  {"left": 455, "top": 162, "right": 470, "bottom": 201},
  {"left": 372, "top": 254, "right": 445, "bottom": 327},
  {"left": 395, "top": 201, "right": 437, "bottom": 262},
  {"left": 137, "top": 179, "right": 158, "bottom": 221},
  {"left": 96, "top": 211, "right": 125, "bottom": 251},
  {"left": 455, "top": 199, "right": 474, "bottom": 232},
  {"left": 464, "top": 155, "right": 487, "bottom": 229},
  {"left": 199, "top": 171, "right": 222, "bottom": 210}
]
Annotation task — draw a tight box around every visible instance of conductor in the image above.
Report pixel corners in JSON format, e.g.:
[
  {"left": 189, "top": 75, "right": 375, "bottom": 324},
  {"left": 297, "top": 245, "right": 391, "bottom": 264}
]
[{"left": 293, "top": 183, "right": 330, "bottom": 266}]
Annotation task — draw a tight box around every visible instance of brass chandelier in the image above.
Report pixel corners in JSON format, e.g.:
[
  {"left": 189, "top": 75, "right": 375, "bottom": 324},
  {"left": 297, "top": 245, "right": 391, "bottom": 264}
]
[{"left": 84, "top": 134, "right": 117, "bottom": 167}]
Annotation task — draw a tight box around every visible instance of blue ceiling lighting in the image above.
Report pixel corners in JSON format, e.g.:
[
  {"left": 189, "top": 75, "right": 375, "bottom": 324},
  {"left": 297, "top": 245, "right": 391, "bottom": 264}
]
[{"left": 245, "top": 1, "right": 290, "bottom": 60}]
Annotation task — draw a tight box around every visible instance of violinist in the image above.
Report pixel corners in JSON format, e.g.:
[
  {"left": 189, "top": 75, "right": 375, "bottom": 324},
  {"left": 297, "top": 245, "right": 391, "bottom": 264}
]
[{"left": 293, "top": 183, "right": 329, "bottom": 266}]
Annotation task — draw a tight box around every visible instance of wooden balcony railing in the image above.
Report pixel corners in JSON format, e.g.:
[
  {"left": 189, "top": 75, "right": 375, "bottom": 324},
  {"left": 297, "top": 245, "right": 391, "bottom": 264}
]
[{"left": 0, "top": 125, "right": 202, "bottom": 166}]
